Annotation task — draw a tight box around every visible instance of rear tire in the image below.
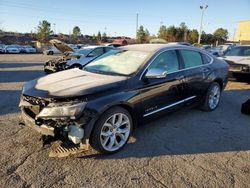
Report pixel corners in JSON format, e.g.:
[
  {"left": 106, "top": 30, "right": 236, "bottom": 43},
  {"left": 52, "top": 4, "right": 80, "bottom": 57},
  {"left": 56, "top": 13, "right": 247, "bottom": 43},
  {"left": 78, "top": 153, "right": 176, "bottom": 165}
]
[
  {"left": 200, "top": 82, "right": 221, "bottom": 111},
  {"left": 90, "top": 107, "right": 133, "bottom": 154}
]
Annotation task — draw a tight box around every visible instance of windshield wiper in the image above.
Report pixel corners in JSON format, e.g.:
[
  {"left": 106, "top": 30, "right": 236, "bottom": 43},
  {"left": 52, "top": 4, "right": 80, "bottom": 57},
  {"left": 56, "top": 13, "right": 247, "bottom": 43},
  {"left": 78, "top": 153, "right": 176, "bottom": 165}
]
[{"left": 84, "top": 68, "right": 127, "bottom": 76}]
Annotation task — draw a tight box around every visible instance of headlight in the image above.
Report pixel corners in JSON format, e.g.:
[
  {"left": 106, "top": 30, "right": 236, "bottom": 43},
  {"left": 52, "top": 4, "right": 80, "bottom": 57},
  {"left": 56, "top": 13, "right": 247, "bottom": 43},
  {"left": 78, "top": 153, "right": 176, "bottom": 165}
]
[{"left": 37, "top": 102, "right": 86, "bottom": 119}]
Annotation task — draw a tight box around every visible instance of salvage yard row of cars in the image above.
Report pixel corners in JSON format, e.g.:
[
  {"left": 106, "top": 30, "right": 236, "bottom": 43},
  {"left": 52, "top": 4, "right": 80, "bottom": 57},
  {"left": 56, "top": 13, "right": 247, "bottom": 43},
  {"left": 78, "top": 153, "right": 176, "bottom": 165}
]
[
  {"left": 0, "top": 44, "right": 37, "bottom": 53},
  {"left": 19, "top": 43, "right": 231, "bottom": 155}
]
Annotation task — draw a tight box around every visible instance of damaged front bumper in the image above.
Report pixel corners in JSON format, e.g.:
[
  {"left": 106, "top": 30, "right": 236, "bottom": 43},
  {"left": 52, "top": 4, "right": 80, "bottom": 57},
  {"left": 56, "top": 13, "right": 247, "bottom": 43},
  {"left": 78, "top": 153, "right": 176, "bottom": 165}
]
[
  {"left": 44, "top": 58, "right": 67, "bottom": 73},
  {"left": 19, "top": 95, "right": 94, "bottom": 146}
]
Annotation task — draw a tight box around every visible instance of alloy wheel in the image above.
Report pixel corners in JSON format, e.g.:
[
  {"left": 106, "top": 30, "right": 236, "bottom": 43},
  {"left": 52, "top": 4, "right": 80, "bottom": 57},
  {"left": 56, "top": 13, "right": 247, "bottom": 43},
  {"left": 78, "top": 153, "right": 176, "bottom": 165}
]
[
  {"left": 100, "top": 113, "right": 131, "bottom": 152},
  {"left": 208, "top": 85, "right": 221, "bottom": 110}
]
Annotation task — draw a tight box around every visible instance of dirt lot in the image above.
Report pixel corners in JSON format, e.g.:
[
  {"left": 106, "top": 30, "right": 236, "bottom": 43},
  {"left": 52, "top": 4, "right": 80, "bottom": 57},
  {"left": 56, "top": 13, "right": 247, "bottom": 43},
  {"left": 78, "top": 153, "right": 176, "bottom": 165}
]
[{"left": 0, "top": 54, "right": 250, "bottom": 188}]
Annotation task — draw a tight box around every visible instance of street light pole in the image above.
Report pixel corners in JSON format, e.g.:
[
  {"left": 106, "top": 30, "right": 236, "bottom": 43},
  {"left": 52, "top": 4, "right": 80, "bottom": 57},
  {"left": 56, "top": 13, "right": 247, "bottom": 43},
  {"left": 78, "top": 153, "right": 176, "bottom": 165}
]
[
  {"left": 198, "top": 5, "right": 208, "bottom": 44},
  {"left": 136, "top": 13, "right": 138, "bottom": 38}
]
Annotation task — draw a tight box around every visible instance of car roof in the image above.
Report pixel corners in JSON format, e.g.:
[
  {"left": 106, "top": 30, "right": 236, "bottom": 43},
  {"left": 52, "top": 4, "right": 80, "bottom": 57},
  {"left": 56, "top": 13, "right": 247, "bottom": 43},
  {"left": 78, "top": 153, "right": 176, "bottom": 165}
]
[{"left": 119, "top": 44, "right": 196, "bottom": 53}]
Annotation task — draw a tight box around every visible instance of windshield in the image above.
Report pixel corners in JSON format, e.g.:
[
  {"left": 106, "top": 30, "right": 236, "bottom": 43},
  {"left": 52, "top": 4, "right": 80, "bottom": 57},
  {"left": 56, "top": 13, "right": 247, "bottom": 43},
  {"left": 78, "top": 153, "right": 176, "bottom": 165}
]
[{"left": 84, "top": 50, "right": 150, "bottom": 76}]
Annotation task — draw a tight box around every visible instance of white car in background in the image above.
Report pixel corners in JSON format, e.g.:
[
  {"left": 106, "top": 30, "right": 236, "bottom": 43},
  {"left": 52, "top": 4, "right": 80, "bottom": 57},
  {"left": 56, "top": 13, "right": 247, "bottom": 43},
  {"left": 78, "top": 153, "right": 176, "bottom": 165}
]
[
  {"left": 65, "top": 46, "right": 114, "bottom": 69},
  {"left": 220, "top": 45, "right": 250, "bottom": 78},
  {"left": 0, "top": 44, "right": 5, "bottom": 53},
  {"left": 22, "top": 45, "right": 37, "bottom": 53},
  {"left": 5, "top": 45, "right": 21, "bottom": 53},
  {"left": 43, "top": 47, "right": 61, "bottom": 55},
  {"left": 43, "top": 39, "right": 76, "bottom": 55},
  {"left": 211, "top": 44, "right": 233, "bottom": 56}
]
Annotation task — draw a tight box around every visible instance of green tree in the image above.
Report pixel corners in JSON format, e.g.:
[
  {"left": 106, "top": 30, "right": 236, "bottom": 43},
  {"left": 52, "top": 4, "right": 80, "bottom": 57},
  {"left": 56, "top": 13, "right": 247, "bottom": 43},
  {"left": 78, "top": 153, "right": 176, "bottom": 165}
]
[
  {"left": 201, "top": 32, "right": 216, "bottom": 44},
  {"left": 188, "top": 29, "right": 199, "bottom": 44},
  {"left": 158, "top": 25, "right": 167, "bottom": 39},
  {"left": 175, "top": 22, "right": 188, "bottom": 41},
  {"left": 102, "top": 32, "right": 107, "bottom": 42},
  {"left": 72, "top": 26, "right": 81, "bottom": 39},
  {"left": 36, "top": 20, "right": 53, "bottom": 43},
  {"left": 213, "top": 28, "right": 229, "bottom": 41},
  {"left": 97, "top": 31, "right": 102, "bottom": 43},
  {"left": 136, "top": 25, "right": 149, "bottom": 43},
  {"left": 166, "top": 25, "right": 177, "bottom": 42}
]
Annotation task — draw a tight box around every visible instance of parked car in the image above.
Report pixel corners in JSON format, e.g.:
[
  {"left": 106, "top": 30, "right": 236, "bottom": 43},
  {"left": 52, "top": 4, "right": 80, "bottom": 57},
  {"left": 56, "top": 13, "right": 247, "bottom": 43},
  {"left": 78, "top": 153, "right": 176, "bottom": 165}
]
[
  {"left": 43, "top": 47, "right": 61, "bottom": 55},
  {"left": 44, "top": 45, "right": 114, "bottom": 73},
  {"left": 19, "top": 44, "right": 229, "bottom": 155},
  {"left": 201, "top": 45, "right": 212, "bottom": 52},
  {"left": 0, "top": 44, "right": 5, "bottom": 53},
  {"left": 211, "top": 44, "right": 233, "bottom": 57},
  {"left": 43, "top": 39, "right": 75, "bottom": 55},
  {"left": 220, "top": 45, "right": 250, "bottom": 77},
  {"left": 22, "top": 45, "right": 37, "bottom": 53},
  {"left": 65, "top": 46, "right": 115, "bottom": 69},
  {"left": 5, "top": 45, "right": 21, "bottom": 53}
]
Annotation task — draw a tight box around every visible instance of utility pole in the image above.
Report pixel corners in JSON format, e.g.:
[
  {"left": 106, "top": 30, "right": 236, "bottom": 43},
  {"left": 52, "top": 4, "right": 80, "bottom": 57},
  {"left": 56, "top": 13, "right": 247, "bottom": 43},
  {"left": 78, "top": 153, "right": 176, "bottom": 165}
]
[
  {"left": 198, "top": 5, "right": 208, "bottom": 44},
  {"left": 232, "top": 28, "right": 236, "bottom": 41},
  {"left": 136, "top": 13, "right": 138, "bottom": 38},
  {"left": 53, "top": 23, "right": 56, "bottom": 35}
]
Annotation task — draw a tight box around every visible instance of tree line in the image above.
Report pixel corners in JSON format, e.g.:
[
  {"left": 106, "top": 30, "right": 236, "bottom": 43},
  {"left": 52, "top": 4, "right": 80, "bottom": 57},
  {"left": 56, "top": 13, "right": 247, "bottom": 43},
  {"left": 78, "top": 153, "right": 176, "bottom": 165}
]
[
  {"left": 32, "top": 20, "right": 229, "bottom": 45},
  {"left": 33, "top": 20, "right": 109, "bottom": 44},
  {"left": 136, "top": 22, "right": 229, "bottom": 45}
]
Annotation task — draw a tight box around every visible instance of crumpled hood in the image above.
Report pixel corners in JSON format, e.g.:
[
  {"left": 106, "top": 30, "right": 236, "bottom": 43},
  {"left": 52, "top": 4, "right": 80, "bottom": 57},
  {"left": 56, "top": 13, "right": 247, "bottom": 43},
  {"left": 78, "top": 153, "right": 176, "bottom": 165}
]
[
  {"left": 222, "top": 56, "right": 250, "bottom": 66},
  {"left": 23, "top": 69, "right": 127, "bottom": 98},
  {"left": 50, "top": 39, "right": 74, "bottom": 53}
]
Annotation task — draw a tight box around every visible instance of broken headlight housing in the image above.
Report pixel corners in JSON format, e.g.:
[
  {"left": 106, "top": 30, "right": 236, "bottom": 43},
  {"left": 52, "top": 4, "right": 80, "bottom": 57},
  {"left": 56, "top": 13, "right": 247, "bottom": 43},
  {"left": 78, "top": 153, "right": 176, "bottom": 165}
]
[{"left": 37, "top": 102, "right": 86, "bottom": 119}]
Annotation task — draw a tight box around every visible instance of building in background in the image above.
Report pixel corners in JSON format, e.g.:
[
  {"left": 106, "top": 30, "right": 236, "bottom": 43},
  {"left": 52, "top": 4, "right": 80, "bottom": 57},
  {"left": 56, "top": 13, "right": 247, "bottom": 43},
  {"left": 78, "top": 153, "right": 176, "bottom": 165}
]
[{"left": 234, "top": 20, "right": 250, "bottom": 44}]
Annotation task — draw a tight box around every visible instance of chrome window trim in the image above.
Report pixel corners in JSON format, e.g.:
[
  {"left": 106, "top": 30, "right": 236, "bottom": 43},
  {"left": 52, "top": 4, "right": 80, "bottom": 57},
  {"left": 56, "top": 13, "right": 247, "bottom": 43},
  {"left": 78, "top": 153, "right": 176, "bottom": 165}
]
[
  {"left": 139, "top": 47, "right": 214, "bottom": 80},
  {"left": 143, "top": 96, "right": 196, "bottom": 117}
]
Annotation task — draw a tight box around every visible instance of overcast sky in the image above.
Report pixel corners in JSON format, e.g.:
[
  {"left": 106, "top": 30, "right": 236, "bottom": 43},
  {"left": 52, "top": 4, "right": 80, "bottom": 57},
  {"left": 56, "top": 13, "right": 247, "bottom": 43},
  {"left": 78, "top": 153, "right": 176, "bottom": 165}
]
[{"left": 0, "top": 0, "right": 250, "bottom": 39}]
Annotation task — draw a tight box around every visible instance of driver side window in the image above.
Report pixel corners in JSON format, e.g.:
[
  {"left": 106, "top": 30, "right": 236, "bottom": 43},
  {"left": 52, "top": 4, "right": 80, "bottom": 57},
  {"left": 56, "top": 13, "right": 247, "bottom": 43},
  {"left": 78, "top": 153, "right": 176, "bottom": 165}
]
[
  {"left": 148, "top": 50, "right": 179, "bottom": 73},
  {"left": 89, "top": 48, "right": 104, "bottom": 57}
]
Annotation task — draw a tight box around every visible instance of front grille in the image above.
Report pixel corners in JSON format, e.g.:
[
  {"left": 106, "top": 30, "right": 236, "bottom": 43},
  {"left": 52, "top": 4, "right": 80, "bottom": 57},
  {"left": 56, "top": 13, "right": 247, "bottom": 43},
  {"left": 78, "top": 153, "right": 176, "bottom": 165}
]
[
  {"left": 22, "top": 95, "right": 49, "bottom": 119},
  {"left": 23, "top": 95, "right": 48, "bottom": 107}
]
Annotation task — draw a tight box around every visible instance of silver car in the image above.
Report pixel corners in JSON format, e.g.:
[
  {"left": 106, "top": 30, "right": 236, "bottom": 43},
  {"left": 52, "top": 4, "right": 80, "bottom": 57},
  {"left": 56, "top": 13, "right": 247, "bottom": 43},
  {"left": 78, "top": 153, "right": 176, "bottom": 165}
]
[
  {"left": 65, "top": 46, "right": 114, "bottom": 69},
  {"left": 220, "top": 45, "right": 250, "bottom": 77}
]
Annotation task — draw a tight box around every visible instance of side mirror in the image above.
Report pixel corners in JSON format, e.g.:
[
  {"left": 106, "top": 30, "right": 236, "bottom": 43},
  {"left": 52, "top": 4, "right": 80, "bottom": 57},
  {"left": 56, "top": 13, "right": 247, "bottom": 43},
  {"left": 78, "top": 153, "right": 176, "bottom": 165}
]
[{"left": 145, "top": 68, "right": 167, "bottom": 79}]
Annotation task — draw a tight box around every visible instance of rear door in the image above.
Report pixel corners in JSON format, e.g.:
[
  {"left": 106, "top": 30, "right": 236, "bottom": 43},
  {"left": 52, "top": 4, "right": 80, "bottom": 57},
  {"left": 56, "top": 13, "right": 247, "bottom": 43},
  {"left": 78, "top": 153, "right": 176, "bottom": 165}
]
[{"left": 179, "top": 49, "right": 212, "bottom": 100}]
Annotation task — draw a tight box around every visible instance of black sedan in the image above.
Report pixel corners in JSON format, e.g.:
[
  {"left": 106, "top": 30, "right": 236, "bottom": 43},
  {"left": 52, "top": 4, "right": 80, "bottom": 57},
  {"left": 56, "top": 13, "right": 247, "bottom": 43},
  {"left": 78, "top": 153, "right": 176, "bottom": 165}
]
[{"left": 19, "top": 44, "right": 229, "bottom": 155}]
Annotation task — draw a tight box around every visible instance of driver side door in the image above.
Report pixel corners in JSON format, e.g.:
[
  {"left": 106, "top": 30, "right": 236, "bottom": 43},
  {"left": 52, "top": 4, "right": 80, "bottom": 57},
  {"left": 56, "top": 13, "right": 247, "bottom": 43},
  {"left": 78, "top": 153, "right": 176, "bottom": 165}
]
[{"left": 140, "top": 50, "right": 186, "bottom": 117}]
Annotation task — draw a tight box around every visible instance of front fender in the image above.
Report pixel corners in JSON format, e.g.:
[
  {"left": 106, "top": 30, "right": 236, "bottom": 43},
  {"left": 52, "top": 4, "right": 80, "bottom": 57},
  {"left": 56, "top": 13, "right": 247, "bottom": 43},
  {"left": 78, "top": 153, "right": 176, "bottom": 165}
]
[{"left": 81, "top": 90, "right": 141, "bottom": 139}]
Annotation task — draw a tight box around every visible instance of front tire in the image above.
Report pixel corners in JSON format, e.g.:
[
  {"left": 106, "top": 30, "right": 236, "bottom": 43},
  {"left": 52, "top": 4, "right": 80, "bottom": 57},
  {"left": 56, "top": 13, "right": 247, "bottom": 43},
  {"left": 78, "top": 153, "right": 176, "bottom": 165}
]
[
  {"left": 90, "top": 107, "right": 133, "bottom": 154},
  {"left": 200, "top": 82, "right": 221, "bottom": 111}
]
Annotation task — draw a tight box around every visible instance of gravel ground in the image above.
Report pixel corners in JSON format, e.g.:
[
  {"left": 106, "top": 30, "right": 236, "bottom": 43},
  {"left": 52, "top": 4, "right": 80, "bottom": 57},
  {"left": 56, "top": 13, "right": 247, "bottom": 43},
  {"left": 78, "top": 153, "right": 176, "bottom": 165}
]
[{"left": 0, "top": 54, "right": 250, "bottom": 188}]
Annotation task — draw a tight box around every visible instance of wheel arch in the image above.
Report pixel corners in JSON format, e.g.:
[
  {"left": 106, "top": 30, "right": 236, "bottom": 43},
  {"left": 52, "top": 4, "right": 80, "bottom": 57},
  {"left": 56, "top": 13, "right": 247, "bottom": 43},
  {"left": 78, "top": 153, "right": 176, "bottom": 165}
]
[
  {"left": 85, "top": 102, "right": 138, "bottom": 140},
  {"left": 213, "top": 78, "right": 224, "bottom": 90}
]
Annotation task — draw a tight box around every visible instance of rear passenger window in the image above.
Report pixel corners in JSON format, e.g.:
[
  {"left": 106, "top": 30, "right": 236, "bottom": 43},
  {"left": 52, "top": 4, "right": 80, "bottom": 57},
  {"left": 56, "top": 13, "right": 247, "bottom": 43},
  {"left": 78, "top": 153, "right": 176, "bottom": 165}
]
[
  {"left": 202, "top": 54, "right": 212, "bottom": 64},
  {"left": 180, "top": 50, "right": 203, "bottom": 68}
]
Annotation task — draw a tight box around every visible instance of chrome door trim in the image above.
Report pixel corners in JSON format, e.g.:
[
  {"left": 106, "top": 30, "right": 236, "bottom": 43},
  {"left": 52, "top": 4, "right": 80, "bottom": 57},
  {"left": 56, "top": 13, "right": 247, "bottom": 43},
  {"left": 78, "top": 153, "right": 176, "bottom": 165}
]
[{"left": 143, "top": 96, "right": 197, "bottom": 117}]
